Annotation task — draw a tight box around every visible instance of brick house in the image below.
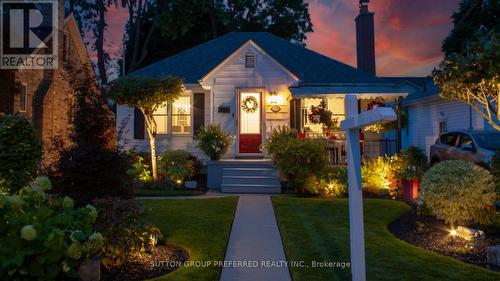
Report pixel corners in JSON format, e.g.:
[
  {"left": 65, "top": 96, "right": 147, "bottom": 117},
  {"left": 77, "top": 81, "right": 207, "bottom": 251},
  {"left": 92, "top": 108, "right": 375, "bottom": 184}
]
[{"left": 0, "top": 4, "right": 102, "bottom": 169}]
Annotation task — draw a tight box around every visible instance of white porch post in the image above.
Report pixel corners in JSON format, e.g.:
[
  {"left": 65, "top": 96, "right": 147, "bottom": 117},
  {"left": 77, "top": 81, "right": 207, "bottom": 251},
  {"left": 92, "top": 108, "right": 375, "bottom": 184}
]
[{"left": 344, "top": 94, "right": 366, "bottom": 281}]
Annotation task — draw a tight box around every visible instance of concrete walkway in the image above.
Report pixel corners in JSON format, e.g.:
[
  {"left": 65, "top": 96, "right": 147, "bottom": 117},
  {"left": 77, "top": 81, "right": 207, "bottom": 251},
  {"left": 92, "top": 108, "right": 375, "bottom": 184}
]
[{"left": 220, "top": 195, "right": 291, "bottom": 281}]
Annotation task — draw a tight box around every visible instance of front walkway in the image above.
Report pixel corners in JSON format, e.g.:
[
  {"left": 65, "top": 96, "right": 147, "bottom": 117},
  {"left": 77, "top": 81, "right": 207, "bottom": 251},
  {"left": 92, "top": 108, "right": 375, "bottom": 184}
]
[{"left": 220, "top": 195, "right": 291, "bottom": 281}]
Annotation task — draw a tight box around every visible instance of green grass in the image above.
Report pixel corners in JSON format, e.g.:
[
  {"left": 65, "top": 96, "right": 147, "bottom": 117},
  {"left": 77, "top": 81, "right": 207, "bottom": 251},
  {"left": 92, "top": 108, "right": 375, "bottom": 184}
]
[
  {"left": 140, "top": 197, "right": 238, "bottom": 281},
  {"left": 134, "top": 188, "right": 205, "bottom": 197},
  {"left": 272, "top": 197, "right": 500, "bottom": 281}
]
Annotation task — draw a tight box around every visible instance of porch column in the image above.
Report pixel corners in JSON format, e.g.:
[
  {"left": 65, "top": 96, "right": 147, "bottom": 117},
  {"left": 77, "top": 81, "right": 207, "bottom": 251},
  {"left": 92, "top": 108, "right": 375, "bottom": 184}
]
[{"left": 396, "top": 97, "right": 402, "bottom": 151}]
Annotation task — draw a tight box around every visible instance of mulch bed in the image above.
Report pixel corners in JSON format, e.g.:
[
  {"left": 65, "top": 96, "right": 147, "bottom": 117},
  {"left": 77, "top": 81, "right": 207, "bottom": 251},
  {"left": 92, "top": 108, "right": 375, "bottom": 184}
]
[
  {"left": 389, "top": 209, "right": 500, "bottom": 271},
  {"left": 101, "top": 244, "right": 189, "bottom": 281}
]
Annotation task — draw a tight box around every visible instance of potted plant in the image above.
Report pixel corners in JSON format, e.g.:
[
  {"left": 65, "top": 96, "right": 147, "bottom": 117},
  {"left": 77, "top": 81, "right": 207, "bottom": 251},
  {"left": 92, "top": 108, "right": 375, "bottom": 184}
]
[
  {"left": 307, "top": 100, "right": 338, "bottom": 136},
  {"left": 197, "top": 124, "right": 232, "bottom": 160},
  {"left": 394, "top": 146, "right": 428, "bottom": 201}
]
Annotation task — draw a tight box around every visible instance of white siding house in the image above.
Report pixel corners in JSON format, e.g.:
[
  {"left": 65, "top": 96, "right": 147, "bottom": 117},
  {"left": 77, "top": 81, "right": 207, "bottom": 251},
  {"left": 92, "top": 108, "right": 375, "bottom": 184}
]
[{"left": 400, "top": 80, "right": 486, "bottom": 158}]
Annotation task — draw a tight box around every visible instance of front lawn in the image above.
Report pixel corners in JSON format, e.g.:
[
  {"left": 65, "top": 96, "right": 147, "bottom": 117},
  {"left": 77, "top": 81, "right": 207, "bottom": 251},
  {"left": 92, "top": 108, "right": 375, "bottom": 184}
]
[
  {"left": 140, "top": 197, "right": 238, "bottom": 281},
  {"left": 272, "top": 197, "right": 500, "bottom": 281}
]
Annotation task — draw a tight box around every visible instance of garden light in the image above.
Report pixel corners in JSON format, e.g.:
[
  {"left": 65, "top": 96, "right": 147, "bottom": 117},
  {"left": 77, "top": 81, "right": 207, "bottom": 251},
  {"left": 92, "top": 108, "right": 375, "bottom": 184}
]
[{"left": 450, "top": 229, "right": 457, "bottom": 236}]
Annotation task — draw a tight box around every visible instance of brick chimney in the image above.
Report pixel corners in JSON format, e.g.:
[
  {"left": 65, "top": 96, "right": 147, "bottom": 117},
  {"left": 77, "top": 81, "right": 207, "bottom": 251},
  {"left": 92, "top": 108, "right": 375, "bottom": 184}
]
[{"left": 355, "top": 0, "right": 376, "bottom": 75}]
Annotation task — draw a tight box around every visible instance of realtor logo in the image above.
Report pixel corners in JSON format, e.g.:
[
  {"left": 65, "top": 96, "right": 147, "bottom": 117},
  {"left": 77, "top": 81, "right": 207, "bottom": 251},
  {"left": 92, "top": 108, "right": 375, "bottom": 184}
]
[{"left": 0, "top": 0, "right": 58, "bottom": 69}]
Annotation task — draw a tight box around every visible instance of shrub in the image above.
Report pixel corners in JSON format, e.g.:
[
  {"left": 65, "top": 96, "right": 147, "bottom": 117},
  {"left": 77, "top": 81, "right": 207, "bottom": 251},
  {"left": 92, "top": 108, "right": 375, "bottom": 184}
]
[
  {"left": 127, "top": 151, "right": 152, "bottom": 184},
  {"left": 418, "top": 160, "right": 496, "bottom": 226},
  {"left": 0, "top": 184, "right": 102, "bottom": 280},
  {"left": 0, "top": 115, "right": 41, "bottom": 193},
  {"left": 303, "top": 174, "right": 347, "bottom": 198},
  {"left": 262, "top": 126, "right": 297, "bottom": 158},
  {"left": 492, "top": 150, "right": 500, "bottom": 200},
  {"left": 361, "top": 156, "right": 392, "bottom": 194},
  {"left": 197, "top": 124, "right": 232, "bottom": 160},
  {"left": 51, "top": 65, "right": 133, "bottom": 205},
  {"left": 393, "top": 146, "right": 428, "bottom": 180},
  {"left": 53, "top": 147, "right": 133, "bottom": 205},
  {"left": 272, "top": 138, "right": 327, "bottom": 192},
  {"left": 92, "top": 198, "right": 162, "bottom": 269},
  {"left": 158, "top": 150, "right": 196, "bottom": 185}
]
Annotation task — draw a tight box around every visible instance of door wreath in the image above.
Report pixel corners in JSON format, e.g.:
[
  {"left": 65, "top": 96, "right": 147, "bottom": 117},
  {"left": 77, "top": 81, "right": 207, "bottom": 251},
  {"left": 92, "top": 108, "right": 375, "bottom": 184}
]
[{"left": 241, "top": 96, "right": 259, "bottom": 113}]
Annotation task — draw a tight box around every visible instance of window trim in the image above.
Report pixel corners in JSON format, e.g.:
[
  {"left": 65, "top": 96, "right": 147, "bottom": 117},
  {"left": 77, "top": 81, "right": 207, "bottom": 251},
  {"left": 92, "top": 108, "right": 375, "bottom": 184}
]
[
  {"left": 19, "top": 83, "right": 28, "bottom": 112},
  {"left": 171, "top": 95, "right": 192, "bottom": 135},
  {"left": 151, "top": 94, "right": 193, "bottom": 137}
]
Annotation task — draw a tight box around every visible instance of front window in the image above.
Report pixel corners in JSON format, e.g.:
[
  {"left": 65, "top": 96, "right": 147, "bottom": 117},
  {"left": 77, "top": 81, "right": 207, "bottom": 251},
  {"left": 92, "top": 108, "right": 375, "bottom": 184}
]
[
  {"left": 472, "top": 132, "right": 500, "bottom": 151},
  {"left": 172, "top": 96, "right": 191, "bottom": 134},
  {"left": 153, "top": 102, "right": 168, "bottom": 134}
]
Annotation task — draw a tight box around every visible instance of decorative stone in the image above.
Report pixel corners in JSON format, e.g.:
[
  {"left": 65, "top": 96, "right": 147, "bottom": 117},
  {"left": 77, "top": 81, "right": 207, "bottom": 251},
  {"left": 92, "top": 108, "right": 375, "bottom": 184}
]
[
  {"left": 456, "top": 226, "right": 485, "bottom": 241},
  {"left": 184, "top": 180, "right": 197, "bottom": 190},
  {"left": 487, "top": 245, "right": 500, "bottom": 267},
  {"left": 78, "top": 257, "right": 100, "bottom": 281}
]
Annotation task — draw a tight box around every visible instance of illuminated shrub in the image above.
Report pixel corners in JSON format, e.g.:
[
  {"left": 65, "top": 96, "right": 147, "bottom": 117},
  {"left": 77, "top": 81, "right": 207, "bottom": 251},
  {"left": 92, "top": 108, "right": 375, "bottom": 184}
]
[
  {"left": 93, "top": 198, "right": 162, "bottom": 269},
  {"left": 158, "top": 150, "right": 197, "bottom": 184},
  {"left": 418, "top": 160, "right": 496, "bottom": 226},
  {"left": 127, "top": 151, "right": 153, "bottom": 184},
  {"left": 361, "top": 156, "right": 392, "bottom": 194}
]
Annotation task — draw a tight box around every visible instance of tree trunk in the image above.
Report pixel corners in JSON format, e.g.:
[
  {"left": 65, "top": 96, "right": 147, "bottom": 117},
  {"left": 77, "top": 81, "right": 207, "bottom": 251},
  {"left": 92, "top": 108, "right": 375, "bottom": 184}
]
[
  {"left": 144, "top": 113, "right": 158, "bottom": 181},
  {"left": 96, "top": 0, "right": 107, "bottom": 84}
]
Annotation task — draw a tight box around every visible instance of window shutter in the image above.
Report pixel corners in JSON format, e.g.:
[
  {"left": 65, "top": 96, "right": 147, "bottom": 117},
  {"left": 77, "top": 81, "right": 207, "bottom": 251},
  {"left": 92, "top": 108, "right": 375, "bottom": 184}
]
[
  {"left": 133, "top": 107, "right": 145, "bottom": 139},
  {"left": 193, "top": 93, "right": 205, "bottom": 138}
]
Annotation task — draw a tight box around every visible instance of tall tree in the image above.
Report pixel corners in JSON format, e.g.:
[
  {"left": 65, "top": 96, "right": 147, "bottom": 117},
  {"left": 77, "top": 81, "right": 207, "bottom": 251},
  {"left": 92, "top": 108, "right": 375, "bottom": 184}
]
[
  {"left": 108, "top": 76, "right": 184, "bottom": 180},
  {"left": 123, "top": 0, "right": 313, "bottom": 72},
  {"left": 433, "top": 0, "right": 500, "bottom": 130}
]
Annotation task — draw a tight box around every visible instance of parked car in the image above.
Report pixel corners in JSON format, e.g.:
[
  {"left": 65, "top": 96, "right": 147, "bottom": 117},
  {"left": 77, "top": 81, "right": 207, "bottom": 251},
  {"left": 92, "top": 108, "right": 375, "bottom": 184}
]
[{"left": 430, "top": 130, "right": 500, "bottom": 168}]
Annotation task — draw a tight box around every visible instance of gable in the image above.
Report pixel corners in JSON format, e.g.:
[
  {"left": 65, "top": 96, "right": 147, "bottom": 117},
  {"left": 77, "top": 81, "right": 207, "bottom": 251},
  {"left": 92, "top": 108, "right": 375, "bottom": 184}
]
[{"left": 200, "top": 40, "right": 299, "bottom": 87}]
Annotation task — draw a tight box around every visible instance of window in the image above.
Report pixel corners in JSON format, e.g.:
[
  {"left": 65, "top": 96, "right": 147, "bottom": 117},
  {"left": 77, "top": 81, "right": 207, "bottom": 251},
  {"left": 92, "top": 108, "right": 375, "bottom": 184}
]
[
  {"left": 19, "top": 84, "right": 27, "bottom": 112},
  {"left": 172, "top": 96, "right": 191, "bottom": 134},
  {"left": 153, "top": 102, "right": 168, "bottom": 134},
  {"left": 440, "top": 132, "right": 458, "bottom": 146},
  {"left": 458, "top": 133, "right": 473, "bottom": 150},
  {"left": 245, "top": 53, "right": 255, "bottom": 68}
]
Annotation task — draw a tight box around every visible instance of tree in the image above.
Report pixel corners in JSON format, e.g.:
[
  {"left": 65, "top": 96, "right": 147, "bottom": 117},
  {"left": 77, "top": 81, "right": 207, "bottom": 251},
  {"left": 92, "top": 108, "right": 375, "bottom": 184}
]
[
  {"left": 108, "top": 76, "right": 184, "bottom": 180},
  {"left": 433, "top": 0, "right": 500, "bottom": 130},
  {"left": 51, "top": 64, "right": 133, "bottom": 205},
  {"left": 124, "top": 0, "right": 313, "bottom": 72}
]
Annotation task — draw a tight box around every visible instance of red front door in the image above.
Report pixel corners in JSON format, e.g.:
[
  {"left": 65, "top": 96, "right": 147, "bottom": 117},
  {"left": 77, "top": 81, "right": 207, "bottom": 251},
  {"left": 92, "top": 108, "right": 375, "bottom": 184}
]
[{"left": 239, "top": 92, "right": 262, "bottom": 153}]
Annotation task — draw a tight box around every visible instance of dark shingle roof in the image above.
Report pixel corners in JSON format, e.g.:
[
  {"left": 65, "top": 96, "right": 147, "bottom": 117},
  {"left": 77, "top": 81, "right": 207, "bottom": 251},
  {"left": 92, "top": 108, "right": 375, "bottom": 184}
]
[
  {"left": 131, "top": 32, "right": 383, "bottom": 84},
  {"left": 379, "top": 76, "right": 432, "bottom": 88},
  {"left": 402, "top": 79, "right": 440, "bottom": 105}
]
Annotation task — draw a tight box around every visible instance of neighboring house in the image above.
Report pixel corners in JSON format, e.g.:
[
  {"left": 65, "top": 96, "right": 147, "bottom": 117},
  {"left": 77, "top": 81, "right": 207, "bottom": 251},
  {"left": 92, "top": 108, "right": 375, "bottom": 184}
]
[
  {"left": 0, "top": 4, "right": 98, "bottom": 169},
  {"left": 116, "top": 31, "right": 408, "bottom": 162},
  {"left": 380, "top": 76, "right": 488, "bottom": 158}
]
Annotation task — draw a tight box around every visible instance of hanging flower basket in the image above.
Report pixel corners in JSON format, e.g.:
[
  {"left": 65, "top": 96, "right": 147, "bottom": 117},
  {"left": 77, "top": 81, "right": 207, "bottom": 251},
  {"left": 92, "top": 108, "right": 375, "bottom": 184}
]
[{"left": 241, "top": 96, "right": 258, "bottom": 113}]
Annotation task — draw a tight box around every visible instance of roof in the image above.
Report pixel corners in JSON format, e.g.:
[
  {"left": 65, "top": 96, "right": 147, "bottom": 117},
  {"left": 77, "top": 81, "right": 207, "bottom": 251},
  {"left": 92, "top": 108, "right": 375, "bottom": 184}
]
[
  {"left": 379, "top": 76, "right": 432, "bottom": 88},
  {"left": 401, "top": 79, "right": 440, "bottom": 105},
  {"left": 131, "top": 32, "right": 383, "bottom": 85}
]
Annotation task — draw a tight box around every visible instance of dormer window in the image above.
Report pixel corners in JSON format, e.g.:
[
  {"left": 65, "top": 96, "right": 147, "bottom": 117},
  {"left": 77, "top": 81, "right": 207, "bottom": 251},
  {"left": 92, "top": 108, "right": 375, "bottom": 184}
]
[{"left": 245, "top": 53, "right": 255, "bottom": 68}]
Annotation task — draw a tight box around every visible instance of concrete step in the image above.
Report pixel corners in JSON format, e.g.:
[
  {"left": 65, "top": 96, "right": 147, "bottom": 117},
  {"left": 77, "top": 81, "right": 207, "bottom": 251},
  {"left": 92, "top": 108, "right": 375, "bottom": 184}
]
[
  {"left": 221, "top": 184, "right": 281, "bottom": 194},
  {"left": 222, "top": 175, "right": 280, "bottom": 186},
  {"left": 223, "top": 167, "right": 279, "bottom": 177}
]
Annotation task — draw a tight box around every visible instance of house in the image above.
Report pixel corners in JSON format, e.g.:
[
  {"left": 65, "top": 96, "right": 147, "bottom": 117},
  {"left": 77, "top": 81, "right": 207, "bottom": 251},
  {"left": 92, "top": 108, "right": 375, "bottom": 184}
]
[
  {"left": 0, "top": 3, "right": 100, "bottom": 169},
  {"left": 115, "top": 31, "right": 410, "bottom": 162},
  {"left": 397, "top": 78, "right": 488, "bottom": 158}
]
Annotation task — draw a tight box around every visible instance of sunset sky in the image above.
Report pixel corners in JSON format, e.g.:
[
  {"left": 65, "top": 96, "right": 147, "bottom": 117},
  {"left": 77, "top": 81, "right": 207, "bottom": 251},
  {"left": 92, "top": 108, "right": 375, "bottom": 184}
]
[{"left": 103, "top": 0, "right": 460, "bottom": 77}]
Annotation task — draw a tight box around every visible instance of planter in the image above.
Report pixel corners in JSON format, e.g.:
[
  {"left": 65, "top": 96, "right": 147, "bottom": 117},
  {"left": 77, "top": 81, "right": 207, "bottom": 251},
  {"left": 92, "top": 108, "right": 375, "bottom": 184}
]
[{"left": 401, "top": 178, "right": 419, "bottom": 201}]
